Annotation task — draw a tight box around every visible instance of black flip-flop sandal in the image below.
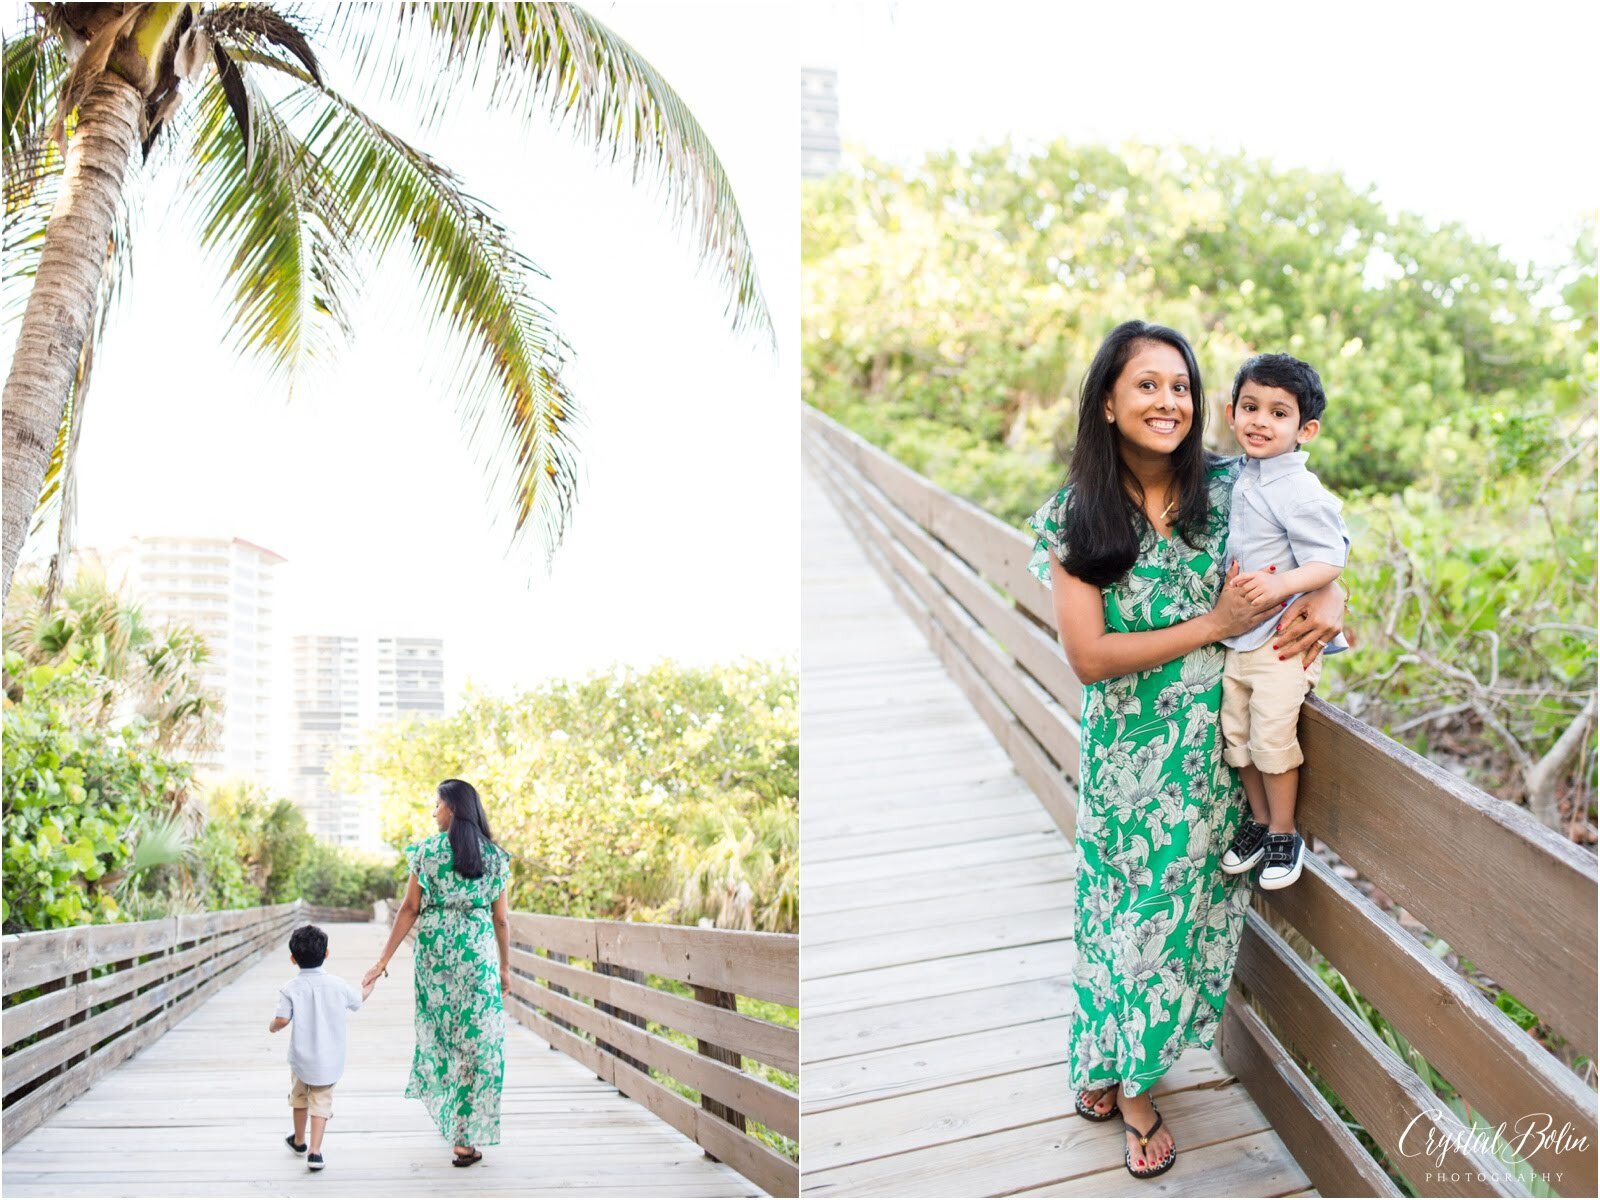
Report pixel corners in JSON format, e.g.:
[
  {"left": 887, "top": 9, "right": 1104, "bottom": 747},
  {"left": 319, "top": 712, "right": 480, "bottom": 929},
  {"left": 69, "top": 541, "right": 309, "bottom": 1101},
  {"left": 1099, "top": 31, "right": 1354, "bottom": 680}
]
[
  {"left": 1122, "top": 1103, "right": 1177, "bottom": 1179},
  {"left": 1074, "top": 1083, "right": 1120, "bottom": 1121},
  {"left": 452, "top": 1148, "right": 483, "bottom": 1168}
]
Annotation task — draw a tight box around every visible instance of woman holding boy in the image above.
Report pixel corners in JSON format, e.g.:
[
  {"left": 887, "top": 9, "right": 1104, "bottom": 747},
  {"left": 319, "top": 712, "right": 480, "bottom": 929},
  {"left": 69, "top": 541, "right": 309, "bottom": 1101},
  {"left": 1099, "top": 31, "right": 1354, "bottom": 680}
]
[{"left": 1026, "top": 320, "right": 1344, "bottom": 1179}]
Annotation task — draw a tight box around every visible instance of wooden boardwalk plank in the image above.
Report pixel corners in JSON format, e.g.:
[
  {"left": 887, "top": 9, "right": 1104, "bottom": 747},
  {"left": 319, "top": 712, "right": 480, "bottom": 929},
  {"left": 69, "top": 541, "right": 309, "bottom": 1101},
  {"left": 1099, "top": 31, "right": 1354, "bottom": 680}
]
[
  {"left": 800, "top": 462, "right": 1307, "bottom": 1197},
  {"left": 2, "top": 922, "right": 757, "bottom": 1197}
]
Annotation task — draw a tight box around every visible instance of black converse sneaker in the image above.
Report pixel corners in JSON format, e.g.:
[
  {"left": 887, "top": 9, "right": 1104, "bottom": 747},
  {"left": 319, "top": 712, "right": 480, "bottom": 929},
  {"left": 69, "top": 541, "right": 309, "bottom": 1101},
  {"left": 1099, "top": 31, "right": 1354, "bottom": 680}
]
[
  {"left": 307, "top": 1152, "right": 325, "bottom": 1171},
  {"left": 1258, "top": 831, "right": 1306, "bottom": 890},
  {"left": 1220, "top": 817, "right": 1269, "bottom": 875},
  {"left": 285, "top": 1134, "right": 306, "bottom": 1154}
]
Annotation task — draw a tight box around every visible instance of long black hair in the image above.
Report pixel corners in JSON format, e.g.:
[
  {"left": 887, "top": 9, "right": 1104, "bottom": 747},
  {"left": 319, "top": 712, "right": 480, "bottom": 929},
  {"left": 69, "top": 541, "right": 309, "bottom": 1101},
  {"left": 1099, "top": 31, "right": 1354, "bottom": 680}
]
[
  {"left": 438, "top": 779, "right": 496, "bottom": 879},
  {"left": 1062, "top": 320, "right": 1212, "bottom": 588}
]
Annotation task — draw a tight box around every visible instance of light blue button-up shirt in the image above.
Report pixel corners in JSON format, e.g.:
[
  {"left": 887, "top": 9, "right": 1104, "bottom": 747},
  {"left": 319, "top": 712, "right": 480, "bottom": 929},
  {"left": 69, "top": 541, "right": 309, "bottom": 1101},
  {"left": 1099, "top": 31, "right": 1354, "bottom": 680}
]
[
  {"left": 274, "top": 966, "right": 363, "bottom": 1087},
  {"left": 1223, "top": 450, "right": 1350, "bottom": 654}
]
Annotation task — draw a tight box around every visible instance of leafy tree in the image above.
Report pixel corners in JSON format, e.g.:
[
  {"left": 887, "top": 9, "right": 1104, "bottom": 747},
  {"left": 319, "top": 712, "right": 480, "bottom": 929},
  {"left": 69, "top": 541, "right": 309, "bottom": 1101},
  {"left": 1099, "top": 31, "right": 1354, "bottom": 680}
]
[
  {"left": 294, "top": 839, "right": 407, "bottom": 909},
  {"left": 338, "top": 659, "right": 799, "bottom": 931},
  {"left": 804, "top": 143, "right": 1596, "bottom": 826},
  {"left": 3, "top": 562, "right": 218, "bottom": 756},
  {"left": 2, "top": 3, "right": 772, "bottom": 603},
  {"left": 2, "top": 649, "right": 189, "bottom": 930},
  {"left": 805, "top": 142, "right": 1568, "bottom": 507}
]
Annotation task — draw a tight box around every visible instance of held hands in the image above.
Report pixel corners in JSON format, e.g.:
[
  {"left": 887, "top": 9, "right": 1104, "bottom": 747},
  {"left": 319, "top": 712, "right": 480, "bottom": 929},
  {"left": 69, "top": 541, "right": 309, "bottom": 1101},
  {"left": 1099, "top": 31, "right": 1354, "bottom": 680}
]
[
  {"left": 1213, "top": 560, "right": 1290, "bottom": 639},
  {"left": 361, "top": 962, "right": 388, "bottom": 991}
]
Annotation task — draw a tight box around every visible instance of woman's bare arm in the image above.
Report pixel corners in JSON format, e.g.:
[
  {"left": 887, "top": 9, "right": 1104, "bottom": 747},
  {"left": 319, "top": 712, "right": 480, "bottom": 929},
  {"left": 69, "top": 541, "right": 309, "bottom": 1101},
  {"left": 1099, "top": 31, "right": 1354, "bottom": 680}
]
[
  {"left": 492, "top": 890, "right": 512, "bottom": 993},
  {"left": 364, "top": 873, "right": 422, "bottom": 988},
  {"left": 1047, "top": 552, "right": 1282, "bottom": 685}
]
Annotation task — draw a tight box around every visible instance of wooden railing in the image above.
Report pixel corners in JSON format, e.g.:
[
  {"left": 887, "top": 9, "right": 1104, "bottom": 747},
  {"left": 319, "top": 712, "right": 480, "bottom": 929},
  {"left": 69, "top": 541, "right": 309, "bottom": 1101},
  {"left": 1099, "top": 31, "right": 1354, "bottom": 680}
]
[
  {"left": 505, "top": 912, "right": 799, "bottom": 1196},
  {"left": 0, "top": 900, "right": 302, "bottom": 1148},
  {"left": 804, "top": 405, "right": 1599, "bottom": 1198}
]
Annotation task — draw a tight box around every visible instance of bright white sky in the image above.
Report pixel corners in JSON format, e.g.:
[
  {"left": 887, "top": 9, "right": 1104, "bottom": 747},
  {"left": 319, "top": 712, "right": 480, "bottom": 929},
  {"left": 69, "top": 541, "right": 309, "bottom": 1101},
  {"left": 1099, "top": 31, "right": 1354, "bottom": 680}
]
[
  {"left": 28, "top": 2, "right": 799, "bottom": 704},
  {"left": 803, "top": 0, "right": 1598, "bottom": 273}
]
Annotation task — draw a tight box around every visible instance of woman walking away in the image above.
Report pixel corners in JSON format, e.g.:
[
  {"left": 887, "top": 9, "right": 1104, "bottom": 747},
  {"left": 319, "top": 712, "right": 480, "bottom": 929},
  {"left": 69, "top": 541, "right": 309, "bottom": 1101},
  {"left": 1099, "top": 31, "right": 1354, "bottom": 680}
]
[{"left": 365, "top": 779, "right": 513, "bottom": 1167}]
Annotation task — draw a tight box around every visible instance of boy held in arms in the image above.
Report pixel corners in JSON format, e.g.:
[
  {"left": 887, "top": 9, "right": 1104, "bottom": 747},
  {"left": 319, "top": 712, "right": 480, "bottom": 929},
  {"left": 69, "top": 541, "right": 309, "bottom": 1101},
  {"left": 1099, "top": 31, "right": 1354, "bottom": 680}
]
[
  {"left": 1217, "top": 353, "right": 1350, "bottom": 891},
  {"left": 270, "top": 924, "right": 374, "bottom": 1171}
]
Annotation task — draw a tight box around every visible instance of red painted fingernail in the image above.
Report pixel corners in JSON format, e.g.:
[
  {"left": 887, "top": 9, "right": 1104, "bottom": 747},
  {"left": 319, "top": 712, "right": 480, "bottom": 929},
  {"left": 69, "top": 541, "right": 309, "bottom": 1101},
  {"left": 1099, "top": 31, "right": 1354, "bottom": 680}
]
[
  {"left": 1268, "top": 565, "right": 1276, "bottom": 571},
  {"left": 1271, "top": 644, "right": 1278, "bottom": 650},
  {"left": 1278, "top": 655, "right": 1285, "bottom": 661}
]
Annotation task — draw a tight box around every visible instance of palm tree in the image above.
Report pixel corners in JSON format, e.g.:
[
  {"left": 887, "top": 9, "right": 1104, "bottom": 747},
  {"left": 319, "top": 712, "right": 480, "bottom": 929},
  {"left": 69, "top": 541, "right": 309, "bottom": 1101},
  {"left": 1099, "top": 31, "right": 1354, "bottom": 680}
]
[
  {"left": 3, "top": 561, "right": 220, "bottom": 756},
  {"left": 2, "top": 3, "right": 771, "bottom": 605}
]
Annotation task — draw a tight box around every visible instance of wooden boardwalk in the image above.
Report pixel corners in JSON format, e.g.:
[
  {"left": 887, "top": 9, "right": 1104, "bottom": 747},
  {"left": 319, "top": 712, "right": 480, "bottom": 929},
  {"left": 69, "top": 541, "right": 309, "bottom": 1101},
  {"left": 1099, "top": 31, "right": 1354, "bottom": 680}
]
[
  {"left": 3, "top": 921, "right": 757, "bottom": 1197},
  {"left": 800, "top": 463, "right": 1319, "bottom": 1197}
]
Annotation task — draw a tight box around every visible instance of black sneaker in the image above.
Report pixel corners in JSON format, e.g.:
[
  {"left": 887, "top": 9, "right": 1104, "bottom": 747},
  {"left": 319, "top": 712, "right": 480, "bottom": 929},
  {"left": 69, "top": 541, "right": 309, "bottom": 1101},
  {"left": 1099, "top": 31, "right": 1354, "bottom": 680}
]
[
  {"left": 1258, "top": 831, "right": 1305, "bottom": 890},
  {"left": 285, "top": 1134, "right": 306, "bottom": 1154},
  {"left": 1220, "top": 817, "right": 1269, "bottom": 875},
  {"left": 307, "top": 1152, "right": 325, "bottom": 1172}
]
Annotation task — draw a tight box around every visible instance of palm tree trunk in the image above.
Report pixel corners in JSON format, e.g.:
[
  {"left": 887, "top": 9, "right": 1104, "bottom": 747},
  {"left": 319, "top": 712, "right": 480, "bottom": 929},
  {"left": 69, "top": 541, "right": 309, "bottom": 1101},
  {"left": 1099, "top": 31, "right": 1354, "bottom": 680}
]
[{"left": 2, "top": 74, "right": 142, "bottom": 610}]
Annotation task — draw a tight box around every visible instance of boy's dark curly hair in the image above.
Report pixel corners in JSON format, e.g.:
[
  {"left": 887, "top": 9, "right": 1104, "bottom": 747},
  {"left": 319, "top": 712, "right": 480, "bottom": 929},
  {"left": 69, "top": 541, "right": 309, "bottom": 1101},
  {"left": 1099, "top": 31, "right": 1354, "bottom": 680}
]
[
  {"left": 1231, "top": 353, "right": 1327, "bottom": 425},
  {"left": 289, "top": 924, "right": 328, "bottom": 969}
]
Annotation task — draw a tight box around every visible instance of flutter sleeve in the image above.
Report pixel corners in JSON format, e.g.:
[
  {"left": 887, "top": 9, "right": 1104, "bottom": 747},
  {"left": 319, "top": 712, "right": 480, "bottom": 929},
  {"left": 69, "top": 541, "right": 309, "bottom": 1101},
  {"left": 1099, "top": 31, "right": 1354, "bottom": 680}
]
[
  {"left": 491, "top": 841, "right": 511, "bottom": 896},
  {"left": 1025, "top": 485, "right": 1073, "bottom": 586},
  {"left": 404, "top": 839, "right": 431, "bottom": 901}
]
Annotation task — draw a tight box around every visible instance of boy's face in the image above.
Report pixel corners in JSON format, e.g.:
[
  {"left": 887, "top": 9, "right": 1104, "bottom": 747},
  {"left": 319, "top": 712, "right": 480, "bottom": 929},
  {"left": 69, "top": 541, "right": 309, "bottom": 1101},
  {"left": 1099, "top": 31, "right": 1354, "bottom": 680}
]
[{"left": 1228, "top": 382, "right": 1319, "bottom": 459}]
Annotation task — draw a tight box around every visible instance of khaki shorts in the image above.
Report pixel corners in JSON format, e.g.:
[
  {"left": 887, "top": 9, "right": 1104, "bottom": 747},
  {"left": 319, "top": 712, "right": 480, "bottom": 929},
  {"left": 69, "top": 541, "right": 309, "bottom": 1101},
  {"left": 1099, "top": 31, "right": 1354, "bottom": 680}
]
[
  {"left": 288, "top": 1071, "right": 335, "bottom": 1119},
  {"left": 1221, "top": 639, "right": 1322, "bottom": 775}
]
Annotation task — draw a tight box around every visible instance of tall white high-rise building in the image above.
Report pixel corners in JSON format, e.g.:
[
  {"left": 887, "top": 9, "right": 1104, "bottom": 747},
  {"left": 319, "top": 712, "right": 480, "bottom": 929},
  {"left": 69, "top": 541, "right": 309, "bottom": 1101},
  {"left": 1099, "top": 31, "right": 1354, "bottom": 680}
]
[
  {"left": 283, "top": 634, "right": 447, "bottom": 849},
  {"left": 112, "top": 536, "right": 283, "bottom": 780},
  {"left": 802, "top": 67, "right": 842, "bottom": 180},
  {"left": 288, "top": 635, "right": 364, "bottom": 845},
  {"left": 377, "top": 637, "right": 446, "bottom": 719}
]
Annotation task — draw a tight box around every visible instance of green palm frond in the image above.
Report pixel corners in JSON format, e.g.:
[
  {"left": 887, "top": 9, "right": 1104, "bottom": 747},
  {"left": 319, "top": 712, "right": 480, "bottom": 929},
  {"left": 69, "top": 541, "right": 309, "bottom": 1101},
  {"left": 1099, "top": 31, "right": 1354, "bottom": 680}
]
[
  {"left": 2, "top": 12, "right": 65, "bottom": 212},
  {"left": 189, "top": 63, "right": 356, "bottom": 379},
  {"left": 3, "top": 15, "right": 68, "bottom": 324},
  {"left": 334, "top": 1, "right": 772, "bottom": 342},
  {"left": 217, "top": 48, "right": 581, "bottom": 549}
]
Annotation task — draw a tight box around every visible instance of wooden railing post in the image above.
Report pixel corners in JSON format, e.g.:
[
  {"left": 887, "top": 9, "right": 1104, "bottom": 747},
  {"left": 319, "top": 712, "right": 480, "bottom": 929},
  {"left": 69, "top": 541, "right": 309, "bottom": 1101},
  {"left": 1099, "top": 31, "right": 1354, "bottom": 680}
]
[
  {"left": 595, "top": 961, "right": 649, "bottom": 1074},
  {"left": 544, "top": 950, "right": 578, "bottom": 1040},
  {"left": 691, "top": 984, "right": 748, "bottom": 1146},
  {"left": 503, "top": 911, "right": 797, "bottom": 1194}
]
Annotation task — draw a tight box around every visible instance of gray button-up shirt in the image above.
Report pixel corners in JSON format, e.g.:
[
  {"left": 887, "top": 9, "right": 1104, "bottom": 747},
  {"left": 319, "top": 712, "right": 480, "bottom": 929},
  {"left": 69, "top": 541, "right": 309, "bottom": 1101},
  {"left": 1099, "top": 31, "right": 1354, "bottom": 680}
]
[
  {"left": 274, "top": 966, "right": 363, "bottom": 1087},
  {"left": 1223, "top": 451, "right": 1351, "bottom": 653}
]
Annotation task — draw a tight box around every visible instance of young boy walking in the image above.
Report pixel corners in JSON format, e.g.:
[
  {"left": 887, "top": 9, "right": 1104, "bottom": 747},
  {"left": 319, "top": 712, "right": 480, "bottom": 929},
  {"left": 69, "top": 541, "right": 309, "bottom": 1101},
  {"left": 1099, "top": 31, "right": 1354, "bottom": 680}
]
[
  {"left": 270, "top": 924, "right": 374, "bottom": 1171},
  {"left": 1217, "top": 353, "right": 1351, "bottom": 890}
]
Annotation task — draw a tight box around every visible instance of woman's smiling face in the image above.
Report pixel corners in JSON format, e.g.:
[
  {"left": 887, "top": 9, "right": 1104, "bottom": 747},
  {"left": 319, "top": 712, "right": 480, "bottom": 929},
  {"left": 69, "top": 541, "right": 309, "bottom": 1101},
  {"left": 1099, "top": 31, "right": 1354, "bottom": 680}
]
[{"left": 1104, "top": 341, "right": 1193, "bottom": 458}]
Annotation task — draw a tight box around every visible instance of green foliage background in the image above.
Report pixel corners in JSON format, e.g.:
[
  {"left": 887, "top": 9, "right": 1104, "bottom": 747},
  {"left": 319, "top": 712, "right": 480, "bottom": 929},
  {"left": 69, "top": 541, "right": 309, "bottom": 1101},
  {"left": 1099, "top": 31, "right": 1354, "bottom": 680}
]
[
  {"left": 804, "top": 141, "right": 1597, "bottom": 818},
  {"left": 337, "top": 659, "right": 799, "bottom": 933},
  {"left": 2, "top": 650, "right": 403, "bottom": 933}
]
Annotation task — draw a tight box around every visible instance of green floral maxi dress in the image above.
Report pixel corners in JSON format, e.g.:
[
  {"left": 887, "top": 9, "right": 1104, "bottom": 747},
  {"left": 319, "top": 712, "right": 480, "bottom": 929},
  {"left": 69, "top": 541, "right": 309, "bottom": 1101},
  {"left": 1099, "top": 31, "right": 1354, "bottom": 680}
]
[
  {"left": 404, "top": 831, "right": 512, "bottom": 1145},
  {"left": 1026, "top": 458, "right": 1253, "bottom": 1098}
]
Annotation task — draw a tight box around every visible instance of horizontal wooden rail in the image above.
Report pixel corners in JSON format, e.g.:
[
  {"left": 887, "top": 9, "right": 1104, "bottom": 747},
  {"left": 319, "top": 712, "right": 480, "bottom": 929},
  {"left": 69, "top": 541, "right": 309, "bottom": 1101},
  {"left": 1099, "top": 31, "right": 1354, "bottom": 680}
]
[
  {"left": 505, "top": 911, "right": 798, "bottom": 1196},
  {"left": 804, "top": 404, "right": 1599, "bottom": 1197},
  {"left": 300, "top": 904, "right": 377, "bottom": 924},
  {"left": 1, "top": 901, "right": 302, "bottom": 1149}
]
